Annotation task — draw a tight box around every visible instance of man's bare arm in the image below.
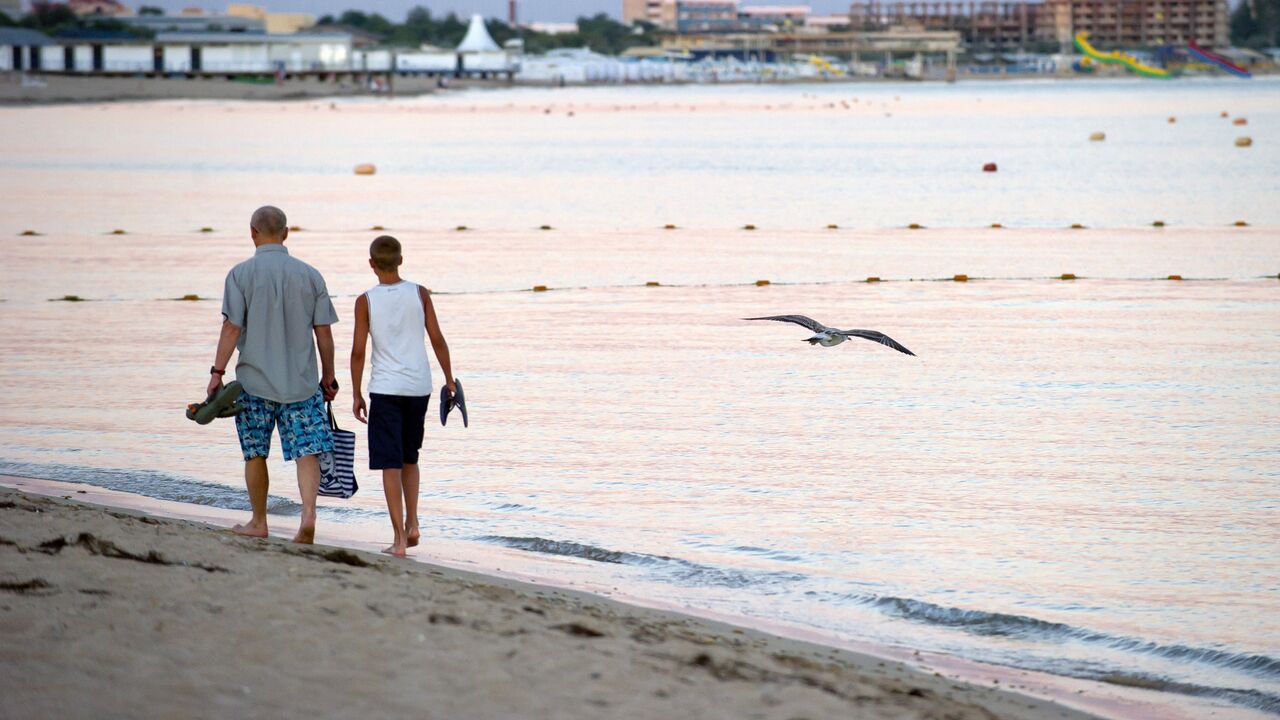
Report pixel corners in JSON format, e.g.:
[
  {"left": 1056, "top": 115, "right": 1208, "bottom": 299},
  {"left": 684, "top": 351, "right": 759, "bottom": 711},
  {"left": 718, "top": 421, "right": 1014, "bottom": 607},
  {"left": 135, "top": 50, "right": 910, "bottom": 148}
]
[
  {"left": 207, "top": 319, "right": 241, "bottom": 396},
  {"left": 421, "top": 286, "right": 455, "bottom": 393},
  {"left": 313, "top": 324, "right": 338, "bottom": 401}
]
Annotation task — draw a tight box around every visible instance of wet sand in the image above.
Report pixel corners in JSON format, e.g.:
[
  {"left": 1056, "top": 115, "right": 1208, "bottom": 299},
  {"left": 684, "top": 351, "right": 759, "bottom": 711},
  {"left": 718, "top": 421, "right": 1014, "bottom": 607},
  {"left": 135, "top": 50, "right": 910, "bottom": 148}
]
[{"left": 0, "top": 487, "right": 1102, "bottom": 720}]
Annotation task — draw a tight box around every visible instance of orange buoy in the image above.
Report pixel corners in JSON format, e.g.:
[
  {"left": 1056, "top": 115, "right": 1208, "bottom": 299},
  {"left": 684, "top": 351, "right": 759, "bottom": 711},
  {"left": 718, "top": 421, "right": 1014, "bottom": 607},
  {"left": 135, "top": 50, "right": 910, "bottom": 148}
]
[
  {"left": 371, "top": 225, "right": 384, "bottom": 231},
  {"left": 532, "top": 285, "right": 548, "bottom": 292},
  {"left": 110, "top": 229, "right": 126, "bottom": 235},
  {"left": 180, "top": 294, "right": 200, "bottom": 301},
  {"left": 1167, "top": 116, "right": 1176, "bottom": 124},
  {"left": 743, "top": 224, "right": 756, "bottom": 230},
  {"left": 19, "top": 230, "right": 38, "bottom": 236},
  {"left": 982, "top": 162, "right": 997, "bottom": 172},
  {"left": 866, "top": 276, "right": 881, "bottom": 283},
  {"left": 826, "top": 224, "right": 838, "bottom": 229},
  {"left": 1234, "top": 220, "right": 1249, "bottom": 227},
  {"left": 1167, "top": 275, "right": 1183, "bottom": 281},
  {"left": 1233, "top": 118, "right": 1247, "bottom": 126},
  {"left": 953, "top": 274, "right": 969, "bottom": 282},
  {"left": 1152, "top": 220, "right": 1165, "bottom": 227},
  {"left": 289, "top": 225, "right": 302, "bottom": 232},
  {"left": 908, "top": 223, "right": 923, "bottom": 230},
  {"left": 354, "top": 164, "right": 376, "bottom": 176},
  {"left": 755, "top": 279, "right": 770, "bottom": 286},
  {"left": 539, "top": 225, "right": 552, "bottom": 231},
  {"left": 1089, "top": 132, "right": 1105, "bottom": 141},
  {"left": 1071, "top": 223, "right": 1085, "bottom": 229},
  {"left": 645, "top": 281, "right": 660, "bottom": 287},
  {"left": 990, "top": 223, "right": 1003, "bottom": 229},
  {"left": 664, "top": 224, "right": 676, "bottom": 230},
  {"left": 1235, "top": 137, "right": 1252, "bottom": 147},
  {"left": 1220, "top": 111, "right": 1229, "bottom": 118},
  {"left": 1060, "top": 273, "right": 1077, "bottom": 280}
]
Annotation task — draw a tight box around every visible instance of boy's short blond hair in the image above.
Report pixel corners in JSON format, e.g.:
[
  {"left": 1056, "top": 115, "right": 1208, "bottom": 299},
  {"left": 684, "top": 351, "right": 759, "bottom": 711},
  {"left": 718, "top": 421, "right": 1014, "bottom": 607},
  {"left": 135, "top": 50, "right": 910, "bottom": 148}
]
[{"left": 370, "top": 235, "right": 402, "bottom": 272}]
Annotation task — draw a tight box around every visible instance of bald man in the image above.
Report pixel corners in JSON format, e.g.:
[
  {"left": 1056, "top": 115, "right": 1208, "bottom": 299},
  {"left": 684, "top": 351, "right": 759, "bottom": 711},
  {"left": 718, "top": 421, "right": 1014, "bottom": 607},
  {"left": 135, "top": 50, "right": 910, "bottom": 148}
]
[{"left": 207, "top": 205, "right": 339, "bottom": 544}]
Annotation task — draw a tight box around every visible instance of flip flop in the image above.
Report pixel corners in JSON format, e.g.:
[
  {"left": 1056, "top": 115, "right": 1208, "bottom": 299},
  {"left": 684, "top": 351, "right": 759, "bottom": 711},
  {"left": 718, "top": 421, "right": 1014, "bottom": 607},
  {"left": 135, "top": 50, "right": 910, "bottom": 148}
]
[
  {"left": 186, "top": 381, "right": 244, "bottom": 425},
  {"left": 439, "top": 378, "right": 468, "bottom": 428}
]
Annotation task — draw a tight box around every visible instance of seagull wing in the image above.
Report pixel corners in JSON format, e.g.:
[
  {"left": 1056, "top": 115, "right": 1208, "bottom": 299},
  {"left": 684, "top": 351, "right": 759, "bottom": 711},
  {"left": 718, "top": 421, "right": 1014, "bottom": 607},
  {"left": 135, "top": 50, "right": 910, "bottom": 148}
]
[
  {"left": 742, "top": 315, "right": 828, "bottom": 332},
  {"left": 837, "top": 329, "right": 917, "bottom": 356}
]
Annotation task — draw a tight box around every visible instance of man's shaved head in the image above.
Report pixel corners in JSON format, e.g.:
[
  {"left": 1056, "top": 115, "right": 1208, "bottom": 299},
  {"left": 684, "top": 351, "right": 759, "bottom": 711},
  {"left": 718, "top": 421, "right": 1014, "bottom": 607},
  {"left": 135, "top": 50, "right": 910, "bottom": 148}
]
[{"left": 250, "top": 206, "right": 287, "bottom": 239}]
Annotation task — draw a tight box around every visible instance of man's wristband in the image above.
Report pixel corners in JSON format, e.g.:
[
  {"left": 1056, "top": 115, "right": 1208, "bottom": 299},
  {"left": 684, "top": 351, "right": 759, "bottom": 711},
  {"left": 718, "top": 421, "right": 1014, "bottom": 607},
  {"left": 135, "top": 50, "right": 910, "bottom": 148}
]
[{"left": 210, "top": 366, "right": 226, "bottom": 376}]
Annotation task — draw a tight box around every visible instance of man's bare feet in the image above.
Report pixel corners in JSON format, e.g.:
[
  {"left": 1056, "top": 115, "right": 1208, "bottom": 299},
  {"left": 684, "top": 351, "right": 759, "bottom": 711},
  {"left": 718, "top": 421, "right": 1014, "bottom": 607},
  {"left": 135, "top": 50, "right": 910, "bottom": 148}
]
[
  {"left": 292, "top": 525, "right": 315, "bottom": 544},
  {"left": 405, "top": 523, "right": 420, "bottom": 548},
  {"left": 231, "top": 520, "right": 268, "bottom": 538},
  {"left": 381, "top": 543, "right": 407, "bottom": 558}
]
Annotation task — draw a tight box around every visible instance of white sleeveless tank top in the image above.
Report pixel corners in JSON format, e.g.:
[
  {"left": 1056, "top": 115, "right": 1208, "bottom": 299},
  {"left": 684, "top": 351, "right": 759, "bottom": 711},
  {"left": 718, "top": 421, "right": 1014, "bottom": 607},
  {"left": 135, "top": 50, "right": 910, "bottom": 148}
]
[{"left": 366, "top": 281, "right": 433, "bottom": 397}]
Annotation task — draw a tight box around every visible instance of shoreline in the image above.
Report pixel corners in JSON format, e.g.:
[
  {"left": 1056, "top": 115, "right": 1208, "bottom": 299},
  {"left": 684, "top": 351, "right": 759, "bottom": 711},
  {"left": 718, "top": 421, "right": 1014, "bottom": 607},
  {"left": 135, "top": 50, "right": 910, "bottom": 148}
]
[{"left": 2, "top": 477, "right": 1265, "bottom": 720}]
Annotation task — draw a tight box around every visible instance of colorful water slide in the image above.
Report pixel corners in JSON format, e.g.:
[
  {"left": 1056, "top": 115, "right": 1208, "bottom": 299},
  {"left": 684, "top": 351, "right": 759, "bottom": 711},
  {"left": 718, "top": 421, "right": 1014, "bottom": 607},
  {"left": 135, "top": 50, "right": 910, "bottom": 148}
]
[
  {"left": 1073, "top": 33, "right": 1171, "bottom": 79},
  {"left": 1187, "top": 39, "right": 1252, "bottom": 78}
]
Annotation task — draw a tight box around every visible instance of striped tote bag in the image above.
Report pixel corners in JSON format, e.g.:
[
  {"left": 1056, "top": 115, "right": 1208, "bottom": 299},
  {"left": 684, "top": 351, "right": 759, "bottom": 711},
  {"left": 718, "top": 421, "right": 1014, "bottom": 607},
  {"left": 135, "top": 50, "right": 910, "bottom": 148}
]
[{"left": 318, "top": 403, "right": 358, "bottom": 498}]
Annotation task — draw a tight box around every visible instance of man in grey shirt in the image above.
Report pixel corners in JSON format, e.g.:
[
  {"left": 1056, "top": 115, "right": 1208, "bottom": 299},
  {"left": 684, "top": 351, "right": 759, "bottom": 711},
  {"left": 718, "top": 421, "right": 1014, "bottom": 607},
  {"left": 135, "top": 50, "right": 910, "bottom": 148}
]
[{"left": 208, "top": 206, "right": 339, "bottom": 544}]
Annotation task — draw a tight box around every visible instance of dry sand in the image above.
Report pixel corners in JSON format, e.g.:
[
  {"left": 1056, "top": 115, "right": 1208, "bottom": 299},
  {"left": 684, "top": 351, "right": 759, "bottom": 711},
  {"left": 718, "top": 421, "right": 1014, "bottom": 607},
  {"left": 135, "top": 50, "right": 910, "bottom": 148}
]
[{"left": 0, "top": 487, "right": 1100, "bottom": 720}]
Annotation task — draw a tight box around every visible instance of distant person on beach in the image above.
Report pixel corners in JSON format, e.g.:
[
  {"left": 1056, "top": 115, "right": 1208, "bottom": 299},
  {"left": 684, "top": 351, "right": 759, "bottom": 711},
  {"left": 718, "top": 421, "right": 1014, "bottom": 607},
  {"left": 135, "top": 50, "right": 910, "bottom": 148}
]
[
  {"left": 350, "top": 236, "right": 455, "bottom": 557},
  {"left": 207, "top": 205, "right": 339, "bottom": 544}
]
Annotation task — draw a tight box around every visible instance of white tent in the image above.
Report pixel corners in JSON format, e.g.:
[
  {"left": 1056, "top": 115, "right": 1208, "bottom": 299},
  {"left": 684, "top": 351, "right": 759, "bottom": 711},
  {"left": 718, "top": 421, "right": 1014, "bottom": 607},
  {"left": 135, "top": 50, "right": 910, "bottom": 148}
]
[{"left": 456, "top": 14, "right": 501, "bottom": 53}]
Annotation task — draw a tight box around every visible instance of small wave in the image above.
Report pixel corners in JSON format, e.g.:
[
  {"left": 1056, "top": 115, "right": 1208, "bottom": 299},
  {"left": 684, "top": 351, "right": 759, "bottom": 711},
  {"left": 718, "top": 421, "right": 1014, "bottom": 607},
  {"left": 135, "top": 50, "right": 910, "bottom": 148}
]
[
  {"left": 865, "top": 595, "right": 1280, "bottom": 681},
  {"left": 0, "top": 460, "right": 377, "bottom": 520},
  {"left": 479, "top": 535, "right": 805, "bottom": 589}
]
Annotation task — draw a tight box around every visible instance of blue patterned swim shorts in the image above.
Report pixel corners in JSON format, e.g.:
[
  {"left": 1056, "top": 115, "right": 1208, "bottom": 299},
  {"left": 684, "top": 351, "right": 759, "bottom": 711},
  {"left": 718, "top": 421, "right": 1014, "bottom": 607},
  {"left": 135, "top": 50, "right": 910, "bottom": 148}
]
[{"left": 235, "top": 389, "right": 333, "bottom": 462}]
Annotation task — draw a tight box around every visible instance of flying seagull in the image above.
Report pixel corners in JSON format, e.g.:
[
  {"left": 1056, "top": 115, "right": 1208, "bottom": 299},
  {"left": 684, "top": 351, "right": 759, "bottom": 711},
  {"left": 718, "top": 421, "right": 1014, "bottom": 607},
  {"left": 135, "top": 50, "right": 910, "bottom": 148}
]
[{"left": 744, "top": 315, "right": 916, "bottom": 355}]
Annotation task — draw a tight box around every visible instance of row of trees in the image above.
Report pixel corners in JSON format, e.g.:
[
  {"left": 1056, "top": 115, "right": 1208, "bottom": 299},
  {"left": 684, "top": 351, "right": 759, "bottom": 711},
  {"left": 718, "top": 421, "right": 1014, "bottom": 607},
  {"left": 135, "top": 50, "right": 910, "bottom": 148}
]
[
  {"left": 316, "top": 8, "right": 660, "bottom": 55},
  {"left": 1230, "top": 0, "right": 1280, "bottom": 49}
]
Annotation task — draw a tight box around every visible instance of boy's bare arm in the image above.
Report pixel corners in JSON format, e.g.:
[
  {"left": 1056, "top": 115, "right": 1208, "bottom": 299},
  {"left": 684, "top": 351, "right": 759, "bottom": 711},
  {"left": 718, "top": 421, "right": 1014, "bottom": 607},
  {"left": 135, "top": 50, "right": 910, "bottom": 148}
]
[
  {"left": 350, "top": 294, "right": 370, "bottom": 423},
  {"left": 420, "top": 286, "right": 455, "bottom": 393}
]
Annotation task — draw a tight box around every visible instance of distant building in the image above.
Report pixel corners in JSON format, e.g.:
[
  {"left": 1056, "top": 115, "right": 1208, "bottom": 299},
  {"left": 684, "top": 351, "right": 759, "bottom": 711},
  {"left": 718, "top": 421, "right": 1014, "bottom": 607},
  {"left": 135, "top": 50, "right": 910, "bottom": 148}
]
[
  {"left": 740, "top": 5, "right": 811, "bottom": 29},
  {"left": 524, "top": 21, "right": 579, "bottom": 35},
  {"left": 68, "top": 0, "right": 131, "bottom": 16},
  {"left": 117, "top": 14, "right": 265, "bottom": 34},
  {"left": 847, "top": 0, "right": 1227, "bottom": 49},
  {"left": 0, "top": 28, "right": 56, "bottom": 72},
  {"left": 677, "top": 0, "right": 745, "bottom": 32},
  {"left": 309, "top": 23, "right": 386, "bottom": 49},
  {"left": 226, "top": 4, "right": 316, "bottom": 35}
]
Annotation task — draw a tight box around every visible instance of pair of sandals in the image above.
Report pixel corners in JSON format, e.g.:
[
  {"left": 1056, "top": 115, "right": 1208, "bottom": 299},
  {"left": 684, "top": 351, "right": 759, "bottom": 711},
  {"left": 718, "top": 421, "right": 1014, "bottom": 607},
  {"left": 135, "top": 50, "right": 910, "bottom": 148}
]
[{"left": 186, "top": 381, "right": 245, "bottom": 425}]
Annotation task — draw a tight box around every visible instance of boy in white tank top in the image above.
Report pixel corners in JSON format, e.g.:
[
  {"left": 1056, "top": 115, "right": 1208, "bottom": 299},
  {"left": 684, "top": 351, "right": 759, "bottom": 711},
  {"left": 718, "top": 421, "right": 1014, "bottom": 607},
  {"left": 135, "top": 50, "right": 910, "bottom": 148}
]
[{"left": 350, "top": 236, "right": 456, "bottom": 558}]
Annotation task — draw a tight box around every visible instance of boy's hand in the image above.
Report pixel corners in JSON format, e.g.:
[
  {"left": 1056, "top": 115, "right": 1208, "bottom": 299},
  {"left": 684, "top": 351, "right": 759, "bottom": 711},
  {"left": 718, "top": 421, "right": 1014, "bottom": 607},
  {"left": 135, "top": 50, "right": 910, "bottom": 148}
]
[
  {"left": 206, "top": 375, "right": 223, "bottom": 399},
  {"left": 321, "top": 374, "right": 338, "bottom": 402},
  {"left": 353, "top": 395, "right": 368, "bottom": 424},
  {"left": 445, "top": 379, "right": 456, "bottom": 396}
]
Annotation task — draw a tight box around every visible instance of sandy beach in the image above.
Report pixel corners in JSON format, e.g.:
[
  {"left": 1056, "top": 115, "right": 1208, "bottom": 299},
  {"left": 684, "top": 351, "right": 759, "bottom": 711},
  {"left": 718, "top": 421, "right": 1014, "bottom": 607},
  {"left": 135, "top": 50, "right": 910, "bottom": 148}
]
[{"left": 0, "top": 486, "right": 1103, "bottom": 720}]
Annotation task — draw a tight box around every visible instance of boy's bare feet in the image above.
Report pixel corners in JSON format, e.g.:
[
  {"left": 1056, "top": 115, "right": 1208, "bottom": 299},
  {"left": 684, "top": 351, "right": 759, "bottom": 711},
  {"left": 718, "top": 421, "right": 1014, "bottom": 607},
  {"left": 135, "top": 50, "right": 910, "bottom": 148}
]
[
  {"left": 231, "top": 520, "right": 268, "bottom": 538},
  {"left": 405, "top": 523, "right": 420, "bottom": 548},
  {"left": 381, "top": 543, "right": 407, "bottom": 558}
]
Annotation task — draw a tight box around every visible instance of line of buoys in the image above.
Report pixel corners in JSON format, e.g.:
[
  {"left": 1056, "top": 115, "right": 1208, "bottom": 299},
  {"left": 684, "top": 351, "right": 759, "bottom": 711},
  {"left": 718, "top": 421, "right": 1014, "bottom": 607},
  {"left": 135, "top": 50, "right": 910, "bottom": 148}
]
[
  {"left": 370, "top": 225, "right": 384, "bottom": 231},
  {"left": 1235, "top": 137, "right": 1252, "bottom": 147},
  {"left": 990, "top": 223, "right": 1003, "bottom": 229},
  {"left": 179, "top": 294, "right": 200, "bottom": 301},
  {"left": 743, "top": 224, "right": 756, "bottom": 230},
  {"left": 532, "top": 285, "right": 548, "bottom": 292},
  {"left": 1152, "top": 220, "right": 1165, "bottom": 227},
  {"left": 456, "top": 225, "right": 467, "bottom": 231},
  {"left": 1168, "top": 274, "right": 1183, "bottom": 281},
  {"left": 908, "top": 223, "right": 924, "bottom": 230},
  {"left": 199, "top": 227, "right": 214, "bottom": 233},
  {"left": 56, "top": 295, "right": 84, "bottom": 302},
  {"left": 1234, "top": 220, "right": 1249, "bottom": 227},
  {"left": 982, "top": 162, "right": 997, "bottom": 172},
  {"left": 1061, "top": 273, "right": 1078, "bottom": 280},
  {"left": 953, "top": 274, "right": 969, "bottom": 282},
  {"left": 646, "top": 281, "right": 660, "bottom": 287},
  {"left": 539, "top": 225, "right": 552, "bottom": 231},
  {"left": 866, "top": 276, "right": 881, "bottom": 283},
  {"left": 1071, "top": 223, "right": 1086, "bottom": 229},
  {"left": 1233, "top": 118, "right": 1248, "bottom": 126},
  {"left": 110, "top": 229, "right": 126, "bottom": 235},
  {"left": 354, "top": 164, "right": 376, "bottom": 176},
  {"left": 1090, "top": 132, "right": 1106, "bottom": 141},
  {"left": 19, "top": 230, "right": 38, "bottom": 236},
  {"left": 755, "top": 279, "right": 770, "bottom": 286}
]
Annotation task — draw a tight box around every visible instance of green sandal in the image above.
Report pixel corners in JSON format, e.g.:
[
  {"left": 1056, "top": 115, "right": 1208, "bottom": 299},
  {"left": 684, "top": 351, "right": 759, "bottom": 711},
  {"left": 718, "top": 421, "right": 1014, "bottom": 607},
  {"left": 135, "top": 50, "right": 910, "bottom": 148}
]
[{"left": 186, "top": 381, "right": 244, "bottom": 425}]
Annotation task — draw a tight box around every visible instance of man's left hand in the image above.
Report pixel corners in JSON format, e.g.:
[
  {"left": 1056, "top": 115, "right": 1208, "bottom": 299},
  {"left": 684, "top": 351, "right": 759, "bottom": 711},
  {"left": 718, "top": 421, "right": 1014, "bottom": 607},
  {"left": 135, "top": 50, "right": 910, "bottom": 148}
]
[{"left": 321, "top": 375, "right": 339, "bottom": 402}]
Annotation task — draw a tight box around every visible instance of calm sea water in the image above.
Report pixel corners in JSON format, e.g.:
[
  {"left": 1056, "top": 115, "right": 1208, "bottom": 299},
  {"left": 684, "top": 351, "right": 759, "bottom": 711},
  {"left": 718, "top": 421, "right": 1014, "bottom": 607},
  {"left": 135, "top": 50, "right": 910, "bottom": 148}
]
[{"left": 2, "top": 79, "right": 1278, "bottom": 715}]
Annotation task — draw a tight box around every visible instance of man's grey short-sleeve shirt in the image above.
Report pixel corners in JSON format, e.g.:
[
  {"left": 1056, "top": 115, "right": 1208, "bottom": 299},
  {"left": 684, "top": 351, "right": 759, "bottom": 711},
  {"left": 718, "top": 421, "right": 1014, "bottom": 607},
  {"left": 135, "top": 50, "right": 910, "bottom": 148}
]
[{"left": 222, "top": 243, "right": 339, "bottom": 404}]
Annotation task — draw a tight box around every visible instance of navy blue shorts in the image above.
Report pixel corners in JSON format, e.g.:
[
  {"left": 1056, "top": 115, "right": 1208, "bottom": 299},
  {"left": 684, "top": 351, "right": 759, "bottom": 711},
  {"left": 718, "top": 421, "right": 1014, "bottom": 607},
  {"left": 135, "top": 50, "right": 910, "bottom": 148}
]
[{"left": 368, "top": 393, "right": 430, "bottom": 470}]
